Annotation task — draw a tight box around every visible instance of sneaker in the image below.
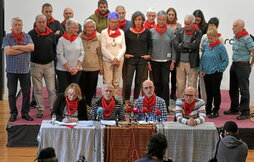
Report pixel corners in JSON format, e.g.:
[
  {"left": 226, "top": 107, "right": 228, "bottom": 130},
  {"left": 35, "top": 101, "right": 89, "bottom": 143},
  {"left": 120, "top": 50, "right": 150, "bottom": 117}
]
[
  {"left": 208, "top": 112, "right": 219, "bottom": 118},
  {"left": 223, "top": 110, "right": 240, "bottom": 115},
  {"left": 236, "top": 114, "right": 250, "bottom": 120}
]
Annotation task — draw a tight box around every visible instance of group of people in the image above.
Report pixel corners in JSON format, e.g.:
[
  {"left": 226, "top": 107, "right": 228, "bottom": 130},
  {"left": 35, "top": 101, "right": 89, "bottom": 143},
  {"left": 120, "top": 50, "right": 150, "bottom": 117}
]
[{"left": 2, "top": 0, "right": 254, "bottom": 123}]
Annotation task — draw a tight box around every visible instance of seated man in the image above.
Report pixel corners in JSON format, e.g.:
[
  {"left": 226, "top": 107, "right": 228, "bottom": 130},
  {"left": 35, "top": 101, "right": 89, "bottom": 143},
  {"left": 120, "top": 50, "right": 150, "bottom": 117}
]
[
  {"left": 216, "top": 121, "right": 248, "bottom": 162},
  {"left": 90, "top": 84, "right": 125, "bottom": 121},
  {"left": 175, "top": 86, "right": 206, "bottom": 126},
  {"left": 134, "top": 80, "right": 167, "bottom": 121}
]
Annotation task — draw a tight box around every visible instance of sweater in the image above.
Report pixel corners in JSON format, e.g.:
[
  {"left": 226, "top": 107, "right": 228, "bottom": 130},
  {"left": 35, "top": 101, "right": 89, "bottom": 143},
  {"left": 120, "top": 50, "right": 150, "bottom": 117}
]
[{"left": 80, "top": 32, "right": 102, "bottom": 71}]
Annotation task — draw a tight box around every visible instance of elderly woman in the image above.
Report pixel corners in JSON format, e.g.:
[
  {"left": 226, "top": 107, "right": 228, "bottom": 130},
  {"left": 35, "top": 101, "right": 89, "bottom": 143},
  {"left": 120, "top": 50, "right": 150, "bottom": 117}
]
[
  {"left": 166, "top": 8, "right": 182, "bottom": 100},
  {"left": 124, "top": 11, "right": 152, "bottom": 106},
  {"left": 199, "top": 28, "right": 228, "bottom": 118},
  {"left": 56, "top": 18, "right": 84, "bottom": 94},
  {"left": 101, "top": 12, "right": 126, "bottom": 97},
  {"left": 148, "top": 10, "right": 175, "bottom": 108},
  {"left": 79, "top": 19, "right": 103, "bottom": 108},
  {"left": 52, "top": 83, "right": 87, "bottom": 122},
  {"left": 90, "top": 84, "right": 125, "bottom": 121}
]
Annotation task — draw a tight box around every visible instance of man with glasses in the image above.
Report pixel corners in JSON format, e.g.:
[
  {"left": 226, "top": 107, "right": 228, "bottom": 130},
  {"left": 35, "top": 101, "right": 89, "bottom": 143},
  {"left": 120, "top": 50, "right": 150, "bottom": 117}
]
[
  {"left": 134, "top": 80, "right": 167, "bottom": 121},
  {"left": 175, "top": 86, "right": 206, "bottom": 126}
]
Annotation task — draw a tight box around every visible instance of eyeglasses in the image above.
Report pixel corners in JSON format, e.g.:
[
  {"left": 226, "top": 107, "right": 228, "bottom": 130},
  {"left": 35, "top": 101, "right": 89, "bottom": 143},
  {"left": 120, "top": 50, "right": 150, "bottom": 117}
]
[
  {"left": 144, "top": 86, "right": 153, "bottom": 90},
  {"left": 184, "top": 94, "right": 194, "bottom": 97}
]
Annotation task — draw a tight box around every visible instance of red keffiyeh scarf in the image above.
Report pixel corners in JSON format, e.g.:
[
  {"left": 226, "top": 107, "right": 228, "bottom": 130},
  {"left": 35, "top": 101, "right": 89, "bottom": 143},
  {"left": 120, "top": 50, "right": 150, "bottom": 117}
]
[
  {"left": 143, "top": 94, "right": 156, "bottom": 113},
  {"left": 183, "top": 100, "right": 196, "bottom": 116},
  {"left": 12, "top": 32, "right": 24, "bottom": 45},
  {"left": 95, "top": 9, "right": 108, "bottom": 17},
  {"left": 235, "top": 29, "right": 249, "bottom": 39},
  {"left": 131, "top": 26, "right": 145, "bottom": 33},
  {"left": 154, "top": 24, "right": 167, "bottom": 35},
  {"left": 61, "top": 20, "right": 66, "bottom": 26},
  {"left": 218, "top": 33, "right": 222, "bottom": 37},
  {"left": 118, "top": 20, "right": 126, "bottom": 30},
  {"left": 35, "top": 26, "right": 52, "bottom": 37},
  {"left": 108, "top": 27, "right": 121, "bottom": 38},
  {"left": 209, "top": 39, "right": 221, "bottom": 48},
  {"left": 144, "top": 20, "right": 155, "bottom": 29},
  {"left": 47, "top": 16, "right": 55, "bottom": 25},
  {"left": 65, "top": 97, "right": 78, "bottom": 116},
  {"left": 62, "top": 32, "right": 78, "bottom": 42},
  {"left": 102, "top": 97, "right": 116, "bottom": 119},
  {"left": 83, "top": 31, "right": 96, "bottom": 40},
  {"left": 184, "top": 24, "right": 198, "bottom": 35}
]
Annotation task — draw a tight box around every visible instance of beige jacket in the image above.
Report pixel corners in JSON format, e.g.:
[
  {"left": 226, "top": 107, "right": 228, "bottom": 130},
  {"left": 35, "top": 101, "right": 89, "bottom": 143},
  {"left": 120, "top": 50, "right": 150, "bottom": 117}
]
[{"left": 80, "top": 32, "right": 103, "bottom": 71}]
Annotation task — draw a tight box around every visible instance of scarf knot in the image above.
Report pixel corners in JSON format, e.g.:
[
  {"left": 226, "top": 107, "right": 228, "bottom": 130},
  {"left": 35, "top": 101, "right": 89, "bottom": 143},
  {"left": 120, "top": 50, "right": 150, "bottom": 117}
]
[
  {"left": 12, "top": 32, "right": 24, "bottom": 45},
  {"left": 183, "top": 100, "right": 196, "bottom": 116},
  {"left": 184, "top": 24, "right": 198, "bottom": 35},
  {"left": 62, "top": 32, "right": 78, "bottom": 42},
  {"left": 102, "top": 97, "right": 116, "bottom": 119},
  {"left": 142, "top": 94, "right": 156, "bottom": 113},
  {"left": 144, "top": 20, "right": 155, "bottom": 29},
  {"left": 35, "top": 26, "right": 52, "bottom": 37},
  {"left": 154, "top": 24, "right": 167, "bottom": 35},
  {"left": 65, "top": 97, "right": 78, "bottom": 116}
]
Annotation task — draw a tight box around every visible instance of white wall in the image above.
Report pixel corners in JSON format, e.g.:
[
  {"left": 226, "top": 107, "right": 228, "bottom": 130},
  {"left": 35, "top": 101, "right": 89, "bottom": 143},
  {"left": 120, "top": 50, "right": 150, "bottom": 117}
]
[{"left": 3, "top": 0, "right": 254, "bottom": 105}]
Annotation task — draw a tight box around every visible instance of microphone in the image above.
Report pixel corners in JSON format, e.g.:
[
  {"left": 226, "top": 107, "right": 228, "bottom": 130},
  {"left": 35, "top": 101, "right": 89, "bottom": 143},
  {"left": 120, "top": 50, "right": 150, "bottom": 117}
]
[
  {"left": 126, "top": 105, "right": 133, "bottom": 123},
  {"left": 155, "top": 109, "right": 162, "bottom": 122},
  {"left": 96, "top": 107, "right": 103, "bottom": 121},
  {"left": 115, "top": 108, "right": 121, "bottom": 126},
  {"left": 141, "top": 107, "right": 149, "bottom": 122},
  {"left": 133, "top": 108, "right": 139, "bottom": 122}
]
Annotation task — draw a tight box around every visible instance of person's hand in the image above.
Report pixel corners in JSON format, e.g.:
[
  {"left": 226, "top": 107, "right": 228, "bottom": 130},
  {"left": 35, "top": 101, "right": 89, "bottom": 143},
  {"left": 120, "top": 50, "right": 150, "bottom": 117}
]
[
  {"left": 55, "top": 30, "right": 60, "bottom": 35},
  {"left": 170, "top": 61, "right": 175, "bottom": 71},
  {"left": 200, "top": 71, "right": 205, "bottom": 77},
  {"left": 112, "top": 58, "right": 120, "bottom": 67},
  {"left": 147, "top": 62, "right": 152, "bottom": 71},
  {"left": 187, "top": 118, "right": 197, "bottom": 126},
  {"left": 63, "top": 117, "right": 78, "bottom": 123},
  {"left": 141, "top": 55, "right": 150, "bottom": 60},
  {"left": 125, "top": 54, "right": 134, "bottom": 59},
  {"left": 99, "top": 68, "right": 104, "bottom": 75}
]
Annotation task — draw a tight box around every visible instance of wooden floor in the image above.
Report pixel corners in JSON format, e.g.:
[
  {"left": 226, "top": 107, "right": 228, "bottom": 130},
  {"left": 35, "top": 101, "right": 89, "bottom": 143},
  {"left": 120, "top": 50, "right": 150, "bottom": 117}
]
[{"left": 0, "top": 100, "right": 254, "bottom": 162}]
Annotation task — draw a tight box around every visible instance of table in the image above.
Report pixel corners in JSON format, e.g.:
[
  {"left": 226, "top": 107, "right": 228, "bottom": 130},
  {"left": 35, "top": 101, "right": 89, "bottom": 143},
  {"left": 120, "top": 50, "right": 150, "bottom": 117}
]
[
  {"left": 37, "top": 120, "right": 104, "bottom": 162},
  {"left": 104, "top": 123, "right": 156, "bottom": 162},
  {"left": 156, "top": 122, "right": 219, "bottom": 162}
]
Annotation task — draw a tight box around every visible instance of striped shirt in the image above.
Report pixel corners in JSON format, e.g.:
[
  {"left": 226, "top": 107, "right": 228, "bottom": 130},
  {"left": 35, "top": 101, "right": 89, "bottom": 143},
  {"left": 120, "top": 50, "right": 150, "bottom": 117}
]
[
  {"left": 175, "top": 98, "right": 206, "bottom": 125},
  {"left": 134, "top": 96, "right": 167, "bottom": 121},
  {"left": 232, "top": 35, "right": 254, "bottom": 61},
  {"left": 1, "top": 33, "right": 33, "bottom": 73}
]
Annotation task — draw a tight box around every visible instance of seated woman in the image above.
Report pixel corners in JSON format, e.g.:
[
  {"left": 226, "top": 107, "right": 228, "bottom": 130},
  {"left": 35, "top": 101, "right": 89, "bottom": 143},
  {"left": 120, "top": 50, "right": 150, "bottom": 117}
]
[
  {"left": 90, "top": 84, "right": 125, "bottom": 121},
  {"left": 135, "top": 133, "right": 173, "bottom": 162},
  {"left": 52, "top": 83, "right": 87, "bottom": 122}
]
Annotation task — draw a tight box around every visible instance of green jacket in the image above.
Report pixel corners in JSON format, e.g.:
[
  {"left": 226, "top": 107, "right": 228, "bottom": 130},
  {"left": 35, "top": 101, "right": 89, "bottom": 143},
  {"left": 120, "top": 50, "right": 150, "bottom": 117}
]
[{"left": 88, "top": 11, "right": 109, "bottom": 33}]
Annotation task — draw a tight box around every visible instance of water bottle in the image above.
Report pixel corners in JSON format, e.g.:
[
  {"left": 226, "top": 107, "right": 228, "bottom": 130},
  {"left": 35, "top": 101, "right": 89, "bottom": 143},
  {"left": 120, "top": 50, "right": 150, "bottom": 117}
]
[{"left": 51, "top": 113, "right": 56, "bottom": 125}]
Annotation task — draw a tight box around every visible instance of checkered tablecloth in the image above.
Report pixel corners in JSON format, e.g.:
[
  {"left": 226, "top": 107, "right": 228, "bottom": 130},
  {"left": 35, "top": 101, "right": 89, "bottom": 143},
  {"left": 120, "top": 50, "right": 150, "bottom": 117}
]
[{"left": 156, "top": 122, "right": 219, "bottom": 162}]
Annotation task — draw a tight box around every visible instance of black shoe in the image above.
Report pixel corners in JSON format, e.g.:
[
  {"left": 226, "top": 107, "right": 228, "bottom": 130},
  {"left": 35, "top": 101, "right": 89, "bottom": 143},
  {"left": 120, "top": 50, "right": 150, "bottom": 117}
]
[
  {"left": 30, "top": 101, "right": 37, "bottom": 109},
  {"left": 22, "top": 114, "right": 34, "bottom": 121},
  {"left": 9, "top": 114, "right": 17, "bottom": 122},
  {"left": 36, "top": 113, "right": 43, "bottom": 118},
  {"left": 236, "top": 114, "right": 250, "bottom": 120},
  {"left": 170, "top": 94, "right": 177, "bottom": 101},
  {"left": 208, "top": 112, "right": 219, "bottom": 118},
  {"left": 223, "top": 110, "right": 240, "bottom": 115}
]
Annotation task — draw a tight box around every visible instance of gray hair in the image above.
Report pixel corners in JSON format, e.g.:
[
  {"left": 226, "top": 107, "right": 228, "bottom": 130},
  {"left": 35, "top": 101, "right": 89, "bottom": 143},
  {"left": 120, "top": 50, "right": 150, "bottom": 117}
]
[
  {"left": 65, "top": 18, "right": 78, "bottom": 31},
  {"left": 184, "top": 14, "right": 195, "bottom": 23},
  {"left": 131, "top": 11, "right": 145, "bottom": 27},
  {"left": 157, "top": 10, "right": 167, "bottom": 18},
  {"left": 83, "top": 19, "right": 96, "bottom": 30},
  {"left": 102, "top": 84, "right": 114, "bottom": 92},
  {"left": 35, "top": 14, "right": 47, "bottom": 22},
  {"left": 234, "top": 19, "right": 245, "bottom": 28},
  {"left": 115, "top": 5, "right": 125, "bottom": 12},
  {"left": 11, "top": 17, "right": 22, "bottom": 25}
]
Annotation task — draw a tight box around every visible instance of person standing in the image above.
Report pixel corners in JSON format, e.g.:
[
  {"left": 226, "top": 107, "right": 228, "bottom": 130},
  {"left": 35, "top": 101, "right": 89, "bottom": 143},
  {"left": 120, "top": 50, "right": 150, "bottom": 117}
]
[
  {"left": 88, "top": 0, "right": 110, "bottom": 33},
  {"left": 224, "top": 19, "right": 254, "bottom": 120},
  {"left": 173, "top": 14, "right": 202, "bottom": 98},
  {"left": 199, "top": 27, "right": 228, "bottom": 118},
  {"left": 144, "top": 7, "right": 156, "bottom": 29},
  {"left": 149, "top": 10, "right": 175, "bottom": 108},
  {"left": 101, "top": 12, "right": 126, "bottom": 97},
  {"left": 2, "top": 17, "right": 34, "bottom": 121},
  {"left": 115, "top": 5, "right": 131, "bottom": 31},
  {"left": 29, "top": 14, "right": 57, "bottom": 118},
  {"left": 61, "top": 8, "right": 82, "bottom": 33}
]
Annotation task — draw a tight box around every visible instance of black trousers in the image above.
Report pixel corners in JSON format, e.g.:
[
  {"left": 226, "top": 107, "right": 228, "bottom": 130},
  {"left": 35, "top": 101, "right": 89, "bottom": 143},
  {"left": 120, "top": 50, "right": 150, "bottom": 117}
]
[
  {"left": 56, "top": 70, "right": 81, "bottom": 94},
  {"left": 229, "top": 62, "right": 251, "bottom": 115},
  {"left": 125, "top": 63, "right": 146, "bottom": 100},
  {"left": 79, "top": 70, "right": 99, "bottom": 106},
  {"left": 7, "top": 73, "right": 31, "bottom": 115},
  {"left": 204, "top": 71, "right": 223, "bottom": 114},
  {"left": 151, "top": 61, "right": 170, "bottom": 107},
  {"left": 170, "top": 66, "right": 177, "bottom": 95}
]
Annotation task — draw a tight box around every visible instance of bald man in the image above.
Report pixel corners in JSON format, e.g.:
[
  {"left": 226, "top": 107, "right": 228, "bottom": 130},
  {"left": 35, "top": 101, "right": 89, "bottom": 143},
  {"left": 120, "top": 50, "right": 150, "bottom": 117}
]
[
  {"left": 62, "top": 8, "right": 82, "bottom": 33},
  {"left": 175, "top": 87, "right": 206, "bottom": 126},
  {"left": 224, "top": 19, "right": 254, "bottom": 120}
]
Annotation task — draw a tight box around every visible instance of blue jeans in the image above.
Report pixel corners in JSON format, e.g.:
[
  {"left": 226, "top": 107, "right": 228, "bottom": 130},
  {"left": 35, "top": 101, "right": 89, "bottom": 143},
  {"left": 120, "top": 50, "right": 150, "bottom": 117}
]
[{"left": 7, "top": 73, "right": 31, "bottom": 115}]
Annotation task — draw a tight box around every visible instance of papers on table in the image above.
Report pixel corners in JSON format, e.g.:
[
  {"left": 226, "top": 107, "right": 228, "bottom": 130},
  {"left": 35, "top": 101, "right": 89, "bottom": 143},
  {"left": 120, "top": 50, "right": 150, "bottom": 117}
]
[
  {"left": 55, "top": 121, "right": 77, "bottom": 125},
  {"left": 100, "top": 120, "right": 116, "bottom": 126},
  {"left": 138, "top": 121, "right": 154, "bottom": 125},
  {"left": 77, "top": 121, "right": 94, "bottom": 127}
]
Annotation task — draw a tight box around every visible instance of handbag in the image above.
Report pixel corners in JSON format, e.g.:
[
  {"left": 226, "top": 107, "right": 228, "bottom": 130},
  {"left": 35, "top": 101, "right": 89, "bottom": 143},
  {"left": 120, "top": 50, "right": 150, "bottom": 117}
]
[{"left": 208, "top": 139, "right": 220, "bottom": 162}]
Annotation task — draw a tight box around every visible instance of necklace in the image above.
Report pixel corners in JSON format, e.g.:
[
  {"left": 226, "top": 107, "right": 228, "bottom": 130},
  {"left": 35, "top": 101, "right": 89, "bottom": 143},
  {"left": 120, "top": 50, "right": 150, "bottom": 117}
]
[{"left": 112, "top": 38, "right": 116, "bottom": 47}]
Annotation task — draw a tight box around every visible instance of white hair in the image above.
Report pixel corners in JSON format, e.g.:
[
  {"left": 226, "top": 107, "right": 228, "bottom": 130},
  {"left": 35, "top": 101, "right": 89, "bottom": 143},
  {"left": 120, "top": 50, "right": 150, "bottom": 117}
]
[
  {"left": 83, "top": 19, "right": 96, "bottom": 29},
  {"left": 184, "top": 14, "right": 195, "bottom": 23},
  {"left": 65, "top": 18, "right": 78, "bottom": 31},
  {"left": 147, "top": 7, "right": 157, "bottom": 14},
  {"left": 234, "top": 19, "right": 245, "bottom": 28}
]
